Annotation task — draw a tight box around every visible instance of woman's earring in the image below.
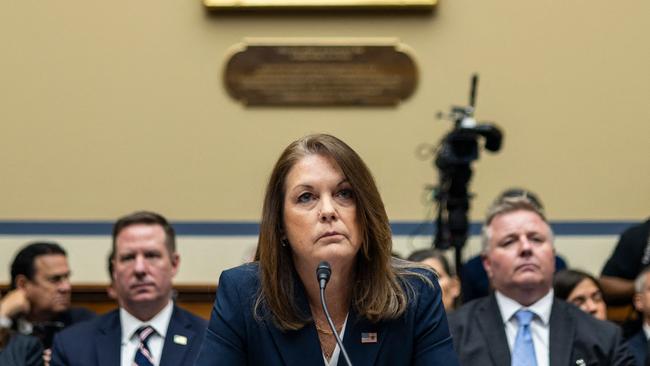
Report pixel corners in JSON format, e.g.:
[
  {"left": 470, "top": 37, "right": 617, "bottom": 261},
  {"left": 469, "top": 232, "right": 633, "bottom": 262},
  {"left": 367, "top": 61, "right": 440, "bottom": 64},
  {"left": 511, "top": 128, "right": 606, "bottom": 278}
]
[{"left": 281, "top": 238, "right": 289, "bottom": 247}]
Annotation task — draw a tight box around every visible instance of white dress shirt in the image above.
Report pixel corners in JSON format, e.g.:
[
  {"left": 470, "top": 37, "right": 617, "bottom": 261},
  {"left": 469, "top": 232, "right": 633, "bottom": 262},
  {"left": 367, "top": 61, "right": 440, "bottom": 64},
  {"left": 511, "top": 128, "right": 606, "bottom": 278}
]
[
  {"left": 495, "top": 289, "right": 554, "bottom": 366},
  {"left": 120, "top": 300, "right": 174, "bottom": 366},
  {"left": 323, "top": 314, "right": 349, "bottom": 366}
]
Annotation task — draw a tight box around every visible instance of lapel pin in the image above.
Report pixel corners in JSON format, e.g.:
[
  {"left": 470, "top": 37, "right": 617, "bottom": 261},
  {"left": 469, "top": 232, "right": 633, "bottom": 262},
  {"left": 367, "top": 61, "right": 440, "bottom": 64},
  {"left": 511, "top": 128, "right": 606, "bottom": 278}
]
[
  {"left": 361, "top": 332, "right": 377, "bottom": 344},
  {"left": 575, "top": 359, "right": 586, "bottom": 366},
  {"left": 173, "top": 335, "right": 188, "bottom": 345}
]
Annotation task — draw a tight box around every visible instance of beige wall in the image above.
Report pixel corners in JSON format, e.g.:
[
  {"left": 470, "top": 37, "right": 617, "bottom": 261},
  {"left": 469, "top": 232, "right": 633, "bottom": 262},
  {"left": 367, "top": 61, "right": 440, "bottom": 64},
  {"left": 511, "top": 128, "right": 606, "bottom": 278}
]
[
  {"left": 1, "top": 0, "right": 648, "bottom": 222},
  {"left": 0, "top": 1, "right": 648, "bottom": 283}
]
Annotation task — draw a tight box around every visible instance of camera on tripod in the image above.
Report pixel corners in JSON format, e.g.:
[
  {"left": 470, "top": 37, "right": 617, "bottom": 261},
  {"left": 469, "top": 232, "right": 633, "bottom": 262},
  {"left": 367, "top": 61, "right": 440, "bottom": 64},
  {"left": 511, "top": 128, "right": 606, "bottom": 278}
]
[{"left": 432, "top": 74, "right": 504, "bottom": 275}]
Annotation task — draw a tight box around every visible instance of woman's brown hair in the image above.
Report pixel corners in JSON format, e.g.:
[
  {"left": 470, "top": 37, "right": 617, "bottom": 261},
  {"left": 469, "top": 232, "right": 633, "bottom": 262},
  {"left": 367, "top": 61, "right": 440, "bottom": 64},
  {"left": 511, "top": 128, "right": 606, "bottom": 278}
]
[{"left": 254, "top": 134, "right": 432, "bottom": 331}]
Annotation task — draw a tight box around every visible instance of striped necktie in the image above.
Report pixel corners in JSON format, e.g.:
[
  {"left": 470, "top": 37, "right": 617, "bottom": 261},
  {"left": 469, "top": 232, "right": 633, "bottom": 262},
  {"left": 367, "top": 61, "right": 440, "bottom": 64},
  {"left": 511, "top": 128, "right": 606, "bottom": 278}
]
[
  {"left": 133, "top": 326, "right": 156, "bottom": 366},
  {"left": 511, "top": 310, "right": 537, "bottom": 366}
]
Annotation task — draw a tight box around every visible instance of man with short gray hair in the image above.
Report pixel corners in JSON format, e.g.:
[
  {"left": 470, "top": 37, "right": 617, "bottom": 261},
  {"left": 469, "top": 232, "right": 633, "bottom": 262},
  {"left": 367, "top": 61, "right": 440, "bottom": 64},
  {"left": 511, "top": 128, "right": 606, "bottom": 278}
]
[
  {"left": 627, "top": 267, "right": 650, "bottom": 365},
  {"left": 449, "top": 193, "right": 634, "bottom": 365}
]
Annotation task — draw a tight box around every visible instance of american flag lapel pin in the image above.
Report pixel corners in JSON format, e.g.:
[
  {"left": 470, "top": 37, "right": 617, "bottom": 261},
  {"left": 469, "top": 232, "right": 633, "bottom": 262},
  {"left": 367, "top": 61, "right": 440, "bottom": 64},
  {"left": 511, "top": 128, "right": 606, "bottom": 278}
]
[{"left": 361, "top": 332, "right": 377, "bottom": 344}]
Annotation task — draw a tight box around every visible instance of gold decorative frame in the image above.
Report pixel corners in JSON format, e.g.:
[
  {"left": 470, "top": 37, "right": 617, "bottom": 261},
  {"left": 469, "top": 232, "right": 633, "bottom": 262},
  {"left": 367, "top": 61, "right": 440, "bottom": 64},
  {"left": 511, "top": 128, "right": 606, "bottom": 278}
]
[{"left": 204, "top": 0, "right": 436, "bottom": 11}]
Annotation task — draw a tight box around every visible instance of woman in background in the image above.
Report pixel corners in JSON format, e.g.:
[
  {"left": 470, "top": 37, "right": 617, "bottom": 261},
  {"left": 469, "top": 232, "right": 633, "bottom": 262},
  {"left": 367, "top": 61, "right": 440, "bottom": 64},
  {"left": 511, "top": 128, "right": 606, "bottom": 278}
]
[
  {"left": 554, "top": 269, "right": 608, "bottom": 320},
  {"left": 407, "top": 249, "right": 460, "bottom": 311},
  {"left": 195, "top": 134, "right": 457, "bottom": 366}
]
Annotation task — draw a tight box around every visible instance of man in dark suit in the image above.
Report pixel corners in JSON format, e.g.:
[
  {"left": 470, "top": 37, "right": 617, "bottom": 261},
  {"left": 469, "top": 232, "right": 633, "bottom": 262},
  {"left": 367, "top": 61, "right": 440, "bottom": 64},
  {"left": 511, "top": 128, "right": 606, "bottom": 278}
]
[
  {"left": 628, "top": 267, "right": 650, "bottom": 365},
  {"left": 448, "top": 193, "right": 634, "bottom": 366},
  {"left": 51, "top": 211, "right": 206, "bottom": 366},
  {"left": 0, "top": 331, "right": 43, "bottom": 366},
  {"left": 0, "top": 242, "right": 95, "bottom": 349}
]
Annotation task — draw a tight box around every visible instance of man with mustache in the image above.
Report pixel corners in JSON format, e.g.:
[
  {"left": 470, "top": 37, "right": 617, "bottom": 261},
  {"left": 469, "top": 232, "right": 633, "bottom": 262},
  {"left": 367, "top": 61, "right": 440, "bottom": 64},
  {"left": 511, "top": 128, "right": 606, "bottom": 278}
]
[
  {"left": 51, "top": 211, "right": 205, "bottom": 366},
  {"left": 448, "top": 193, "right": 634, "bottom": 365},
  {"left": 0, "top": 242, "right": 94, "bottom": 349}
]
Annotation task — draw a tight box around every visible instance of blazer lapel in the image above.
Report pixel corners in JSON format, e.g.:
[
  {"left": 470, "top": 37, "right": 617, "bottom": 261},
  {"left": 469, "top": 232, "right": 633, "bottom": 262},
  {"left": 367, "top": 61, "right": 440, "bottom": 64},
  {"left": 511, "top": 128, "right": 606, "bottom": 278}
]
[
  {"left": 160, "top": 306, "right": 197, "bottom": 366},
  {"left": 96, "top": 310, "right": 122, "bottom": 366},
  {"left": 266, "top": 320, "right": 324, "bottom": 366},
  {"left": 340, "top": 309, "right": 384, "bottom": 366},
  {"left": 549, "top": 299, "right": 575, "bottom": 366},
  {"left": 476, "top": 295, "right": 511, "bottom": 366},
  {"left": 265, "top": 280, "right": 324, "bottom": 366}
]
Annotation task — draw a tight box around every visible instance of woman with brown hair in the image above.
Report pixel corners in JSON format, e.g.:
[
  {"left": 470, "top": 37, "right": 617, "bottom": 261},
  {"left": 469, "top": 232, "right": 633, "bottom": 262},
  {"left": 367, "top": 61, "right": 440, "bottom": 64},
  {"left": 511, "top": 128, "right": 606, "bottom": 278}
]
[
  {"left": 553, "top": 269, "right": 608, "bottom": 321},
  {"left": 196, "top": 134, "right": 457, "bottom": 366},
  {"left": 407, "top": 249, "right": 461, "bottom": 312}
]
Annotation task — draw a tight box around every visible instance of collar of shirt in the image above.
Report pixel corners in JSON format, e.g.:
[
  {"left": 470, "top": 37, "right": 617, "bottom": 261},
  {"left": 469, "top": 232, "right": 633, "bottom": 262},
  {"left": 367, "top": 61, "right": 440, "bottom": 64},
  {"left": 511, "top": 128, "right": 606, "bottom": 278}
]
[
  {"left": 496, "top": 289, "right": 554, "bottom": 366},
  {"left": 495, "top": 289, "right": 554, "bottom": 325},
  {"left": 120, "top": 300, "right": 174, "bottom": 345},
  {"left": 16, "top": 317, "right": 34, "bottom": 334}
]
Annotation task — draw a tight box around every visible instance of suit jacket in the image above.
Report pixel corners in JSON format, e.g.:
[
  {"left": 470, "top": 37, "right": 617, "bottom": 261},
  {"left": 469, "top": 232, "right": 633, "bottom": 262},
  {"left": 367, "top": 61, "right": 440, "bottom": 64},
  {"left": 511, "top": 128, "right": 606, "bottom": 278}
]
[
  {"left": 55, "top": 307, "right": 96, "bottom": 326},
  {"left": 0, "top": 333, "right": 44, "bottom": 366},
  {"left": 194, "top": 262, "right": 458, "bottom": 366},
  {"left": 448, "top": 294, "right": 635, "bottom": 366},
  {"left": 50, "top": 304, "right": 206, "bottom": 366},
  {"left": 12, "top": 306, "right": 95, "bottom": 349},
  {"left": 626, "top": 330, "right": 646, "bottom": 366}
]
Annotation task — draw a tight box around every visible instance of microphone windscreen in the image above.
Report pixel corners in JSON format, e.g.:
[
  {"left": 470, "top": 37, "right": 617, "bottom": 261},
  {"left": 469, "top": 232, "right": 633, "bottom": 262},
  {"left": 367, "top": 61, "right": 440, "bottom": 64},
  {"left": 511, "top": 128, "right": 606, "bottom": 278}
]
[{"left": 316, "top": 261, "right": 331, "bottom": 282}]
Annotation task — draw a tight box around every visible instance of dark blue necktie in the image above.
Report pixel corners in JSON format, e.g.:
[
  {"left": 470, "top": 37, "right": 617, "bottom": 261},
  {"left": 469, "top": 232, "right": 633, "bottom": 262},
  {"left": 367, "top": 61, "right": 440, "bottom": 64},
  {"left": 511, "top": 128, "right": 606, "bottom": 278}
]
[
  {"left": 133, "top": 326, "right": 156, "bottom": 366},
  {"left": 511, "top": 310, "right": 537, "bottom": 366}
]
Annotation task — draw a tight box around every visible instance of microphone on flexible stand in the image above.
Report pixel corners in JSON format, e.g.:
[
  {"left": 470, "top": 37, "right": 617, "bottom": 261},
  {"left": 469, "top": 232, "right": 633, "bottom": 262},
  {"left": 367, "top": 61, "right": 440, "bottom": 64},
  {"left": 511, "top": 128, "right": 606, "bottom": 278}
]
[{"left": 316, "top": 261, "right": 353, "bottom": 366}]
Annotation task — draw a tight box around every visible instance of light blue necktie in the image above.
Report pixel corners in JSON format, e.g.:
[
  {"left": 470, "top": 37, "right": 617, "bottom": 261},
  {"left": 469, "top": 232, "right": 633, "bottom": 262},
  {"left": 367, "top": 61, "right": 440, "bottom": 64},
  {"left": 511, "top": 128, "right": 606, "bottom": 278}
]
[{"left": 511, "top": 310, "right": 537, "bottom": 366}]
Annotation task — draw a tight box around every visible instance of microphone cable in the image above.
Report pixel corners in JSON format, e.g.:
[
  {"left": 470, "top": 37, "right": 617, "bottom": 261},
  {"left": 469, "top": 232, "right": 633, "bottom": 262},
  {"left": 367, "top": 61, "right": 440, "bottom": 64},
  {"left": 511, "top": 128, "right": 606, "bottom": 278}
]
[{"left": 317, "top": 261, "right": 353, "bottom": 366}]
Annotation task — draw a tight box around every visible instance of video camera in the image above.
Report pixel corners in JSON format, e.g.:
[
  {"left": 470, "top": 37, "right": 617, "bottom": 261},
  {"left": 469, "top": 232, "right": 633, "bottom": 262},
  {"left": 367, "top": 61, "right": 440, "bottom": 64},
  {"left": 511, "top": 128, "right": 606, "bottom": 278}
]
[
  {"left": 433, "top": 74, "right": 503, "bottom": 270},
  {"left": 435, "top": 75, "right": 502, "bottom": 169}
]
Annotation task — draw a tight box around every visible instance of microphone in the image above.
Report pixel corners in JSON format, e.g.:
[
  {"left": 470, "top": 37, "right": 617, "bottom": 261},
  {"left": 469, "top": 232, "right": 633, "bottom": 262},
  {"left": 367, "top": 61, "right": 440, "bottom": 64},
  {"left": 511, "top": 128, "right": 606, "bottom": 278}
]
[
  {"left": 316, "top": 261, "right": 353, "bottom": 366},
  {"left": 317, "top": 261, "right": 331, "bottom": 289}
]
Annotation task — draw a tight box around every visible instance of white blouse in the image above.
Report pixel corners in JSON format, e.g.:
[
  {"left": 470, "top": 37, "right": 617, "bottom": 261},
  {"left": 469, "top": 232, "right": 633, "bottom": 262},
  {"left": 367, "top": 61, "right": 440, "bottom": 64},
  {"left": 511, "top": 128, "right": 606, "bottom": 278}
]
[{"left": 322, "top": 314, "right": 349, "bottom": 366}]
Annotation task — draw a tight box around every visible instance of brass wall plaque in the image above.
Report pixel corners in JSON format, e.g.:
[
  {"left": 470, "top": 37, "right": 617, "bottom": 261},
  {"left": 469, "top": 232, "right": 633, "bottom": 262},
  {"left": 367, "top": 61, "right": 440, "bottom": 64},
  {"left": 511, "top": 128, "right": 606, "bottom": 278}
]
[{"left": 224, "top": 40, "right": 417, "bottom": 106}]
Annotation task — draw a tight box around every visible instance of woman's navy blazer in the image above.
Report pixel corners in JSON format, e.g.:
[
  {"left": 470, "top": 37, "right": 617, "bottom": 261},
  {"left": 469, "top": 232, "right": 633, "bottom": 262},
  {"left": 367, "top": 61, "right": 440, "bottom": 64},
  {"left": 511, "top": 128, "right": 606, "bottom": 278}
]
[{"left": 195, "top": 262, "right": 458, "bottom": 366}]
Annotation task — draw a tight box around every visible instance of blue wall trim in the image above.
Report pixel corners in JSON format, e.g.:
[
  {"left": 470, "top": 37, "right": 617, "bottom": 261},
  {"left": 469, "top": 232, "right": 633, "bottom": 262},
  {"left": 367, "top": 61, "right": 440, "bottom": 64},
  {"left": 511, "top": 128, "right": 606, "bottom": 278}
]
[{"left": 0, "top": 220, "right": 636, "bottom": 236}]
